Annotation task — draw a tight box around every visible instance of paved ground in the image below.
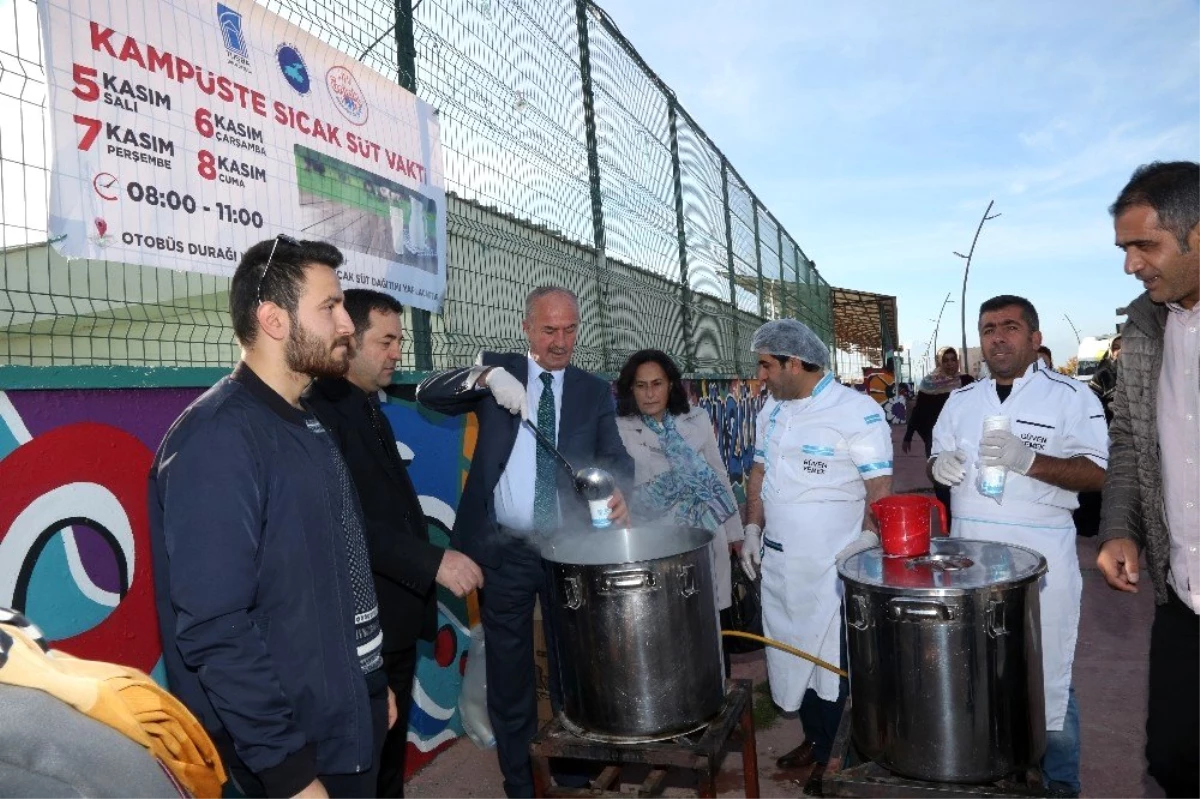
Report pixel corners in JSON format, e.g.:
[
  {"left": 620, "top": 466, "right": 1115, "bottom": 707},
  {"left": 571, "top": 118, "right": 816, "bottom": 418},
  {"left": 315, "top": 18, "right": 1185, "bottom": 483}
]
[{"left": 407, "top": 426, "right": 1161, "bottom": 797}]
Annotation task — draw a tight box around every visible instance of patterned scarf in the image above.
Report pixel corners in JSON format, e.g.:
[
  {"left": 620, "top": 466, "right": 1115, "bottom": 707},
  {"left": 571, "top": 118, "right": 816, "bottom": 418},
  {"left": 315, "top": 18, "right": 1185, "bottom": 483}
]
[
  {"left": 918, "top": 370, "right": 962, "bottom": 395},
  {"left": 631, "top": 413, "right": 738, "bottom": 531}
]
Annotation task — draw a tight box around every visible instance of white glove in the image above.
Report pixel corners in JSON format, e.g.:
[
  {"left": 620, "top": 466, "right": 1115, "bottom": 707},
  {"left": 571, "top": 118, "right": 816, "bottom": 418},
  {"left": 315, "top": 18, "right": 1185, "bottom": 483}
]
[
  {"left": 740, "top": 524, "right": 762, "bottom": 581},
  {"left": 931, "top": 449, "right": 968, "bottom": 486},
  {"left": 837, "top": 530, "right": 880, "bottom": 561},
  {"left": 979, "top": 429, "right": 1036, "bottom": 475},
  {"left": 484, "top": 367, "right": 527, "bottom": 420}
]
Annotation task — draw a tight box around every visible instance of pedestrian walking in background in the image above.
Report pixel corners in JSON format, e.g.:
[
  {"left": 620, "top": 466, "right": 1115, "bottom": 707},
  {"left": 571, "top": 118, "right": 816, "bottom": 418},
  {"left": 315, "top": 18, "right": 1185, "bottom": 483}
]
[{"left": 903, "top": 346, "right": 973, "bottom": 530}]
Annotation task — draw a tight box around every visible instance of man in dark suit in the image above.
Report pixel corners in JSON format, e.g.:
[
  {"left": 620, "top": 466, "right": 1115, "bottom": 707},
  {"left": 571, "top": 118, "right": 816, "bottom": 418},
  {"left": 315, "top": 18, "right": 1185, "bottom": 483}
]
[
  {"left": 417, "top": 286, "right": 634, "bottom": 798},
  {"left": 306, "top": 289, "right": 483, "bottom": 798}
]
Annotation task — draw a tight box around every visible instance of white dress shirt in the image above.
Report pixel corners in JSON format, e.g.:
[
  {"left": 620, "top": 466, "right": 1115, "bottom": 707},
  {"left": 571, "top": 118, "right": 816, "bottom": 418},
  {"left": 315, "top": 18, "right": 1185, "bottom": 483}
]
[{"left": 493, "top": 356, "right": 564, "bottom": 531}]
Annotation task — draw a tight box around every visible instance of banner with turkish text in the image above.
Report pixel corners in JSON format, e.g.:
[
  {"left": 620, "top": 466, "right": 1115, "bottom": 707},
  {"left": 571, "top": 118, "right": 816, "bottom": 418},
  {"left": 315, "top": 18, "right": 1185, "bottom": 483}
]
[{"left": 41, "top": 0, "right": 446, "bottom": 311}]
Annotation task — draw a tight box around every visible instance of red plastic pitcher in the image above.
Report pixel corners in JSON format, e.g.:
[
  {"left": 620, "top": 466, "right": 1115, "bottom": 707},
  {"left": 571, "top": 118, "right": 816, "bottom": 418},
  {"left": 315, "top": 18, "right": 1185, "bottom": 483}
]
[{"left": 871, "top": 495, "right": 948, "bottom": 558}]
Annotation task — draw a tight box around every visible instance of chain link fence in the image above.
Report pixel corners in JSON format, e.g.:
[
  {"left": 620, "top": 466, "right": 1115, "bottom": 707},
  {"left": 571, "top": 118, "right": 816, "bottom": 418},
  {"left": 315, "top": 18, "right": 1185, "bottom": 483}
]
[{"left": 0, "top": 0, "right": 834, "bottom": 377}]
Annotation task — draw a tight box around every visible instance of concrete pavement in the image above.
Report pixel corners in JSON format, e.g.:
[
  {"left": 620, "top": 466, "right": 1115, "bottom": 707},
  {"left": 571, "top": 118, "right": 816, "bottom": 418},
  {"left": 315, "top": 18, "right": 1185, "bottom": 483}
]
[{"left": 406, "top": 425, "right": 1161, "bottom": 797}]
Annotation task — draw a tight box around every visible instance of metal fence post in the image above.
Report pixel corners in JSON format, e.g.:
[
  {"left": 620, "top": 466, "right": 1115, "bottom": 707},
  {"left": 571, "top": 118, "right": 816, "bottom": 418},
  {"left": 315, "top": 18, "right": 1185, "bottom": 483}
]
[
  {"left": 667, "top": 100, "right": 694, "bottom": 373},
  {"left": 720, "top": 158, "right": 741, "bottom": 375},
  {"left": 793, "top": 242, "right": 804, "bottom": 327},
  {"left": 776, "top": 225, "right": 788, "bottom": 319},
  {"left": 575, "top": 0, "right": 612, "bottom": 371},
  {"left": 394, "top": 0, "right": 433, "bottom": 371},
  {"left": 752, "top": 199, "right": 765, "bottom": 320}
]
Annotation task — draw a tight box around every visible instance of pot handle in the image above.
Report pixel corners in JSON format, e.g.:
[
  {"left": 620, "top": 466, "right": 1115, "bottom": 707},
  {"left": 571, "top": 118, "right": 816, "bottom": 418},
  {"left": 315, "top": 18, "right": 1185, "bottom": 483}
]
[
  {"left": 847, "top": 594, "right": 871, "bottom": 631},
  {"left": 986, "top": 599, "right": 1007, "bottom": 637},
  {"left": 600, "top": 569, "right": 657, "bottom": 593},
  {"left": 562, "top": 575, "right": 583, "bottom": 610},
  {"left": 679, "top": 564, "right": 697, "bottom": 597},
  {"left": 888, "top": 598, "right": 954, "bottom": 622}
]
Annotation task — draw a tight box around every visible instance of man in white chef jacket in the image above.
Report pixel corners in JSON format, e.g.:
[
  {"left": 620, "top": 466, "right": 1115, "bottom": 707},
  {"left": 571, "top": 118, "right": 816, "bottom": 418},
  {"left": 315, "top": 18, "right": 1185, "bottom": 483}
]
[
  {"left": 930, "top": 295, "right": 1107, "bottom": 799},
  {"left": 740, "top": 319, "right": 893, "bottom": 797}
]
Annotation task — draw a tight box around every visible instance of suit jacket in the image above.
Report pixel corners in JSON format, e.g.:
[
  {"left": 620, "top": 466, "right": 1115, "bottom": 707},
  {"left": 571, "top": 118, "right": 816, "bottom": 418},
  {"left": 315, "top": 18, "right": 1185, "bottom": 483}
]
[
  {"left": 416, "top": 352, "right": 634, "bottom": 569},
  {"left": 306, "top": 378, "right": 442, "bottom": 650}
]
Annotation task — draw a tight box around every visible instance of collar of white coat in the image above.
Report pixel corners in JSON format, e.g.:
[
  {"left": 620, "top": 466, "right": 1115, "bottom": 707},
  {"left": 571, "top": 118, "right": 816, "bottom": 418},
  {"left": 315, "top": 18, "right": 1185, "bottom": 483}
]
[
  {"left": 810, "top": 371, "right": 835, "bottom": 398},
  {"left": 987, "top": 359, "right": 1041, "bottom": 400},
  {"left": 774, "top": 370, "right": 835, "bottom": 412}
]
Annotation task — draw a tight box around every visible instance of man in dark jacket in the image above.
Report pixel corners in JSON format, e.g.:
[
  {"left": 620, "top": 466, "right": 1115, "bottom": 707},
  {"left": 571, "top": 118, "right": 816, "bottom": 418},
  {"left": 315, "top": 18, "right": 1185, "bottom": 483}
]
[
  {"left": 1097, "top": 161, "right": 1199, "bottom": 798},
  {"left": 417, "top": 286, "right": 634, "bottom": 798},
  {"left": 306, "top": 289, "right": 483, "bottom": 797},
  {"left": 150, "top": 237, "right": 394, "bottom": 799}
]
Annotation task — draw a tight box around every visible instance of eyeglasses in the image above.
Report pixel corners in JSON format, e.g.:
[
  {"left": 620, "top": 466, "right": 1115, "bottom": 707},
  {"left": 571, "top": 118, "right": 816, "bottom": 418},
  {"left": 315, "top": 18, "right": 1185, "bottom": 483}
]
[{"left": 256, "top": 234, "right": 300, "bottom": 305}]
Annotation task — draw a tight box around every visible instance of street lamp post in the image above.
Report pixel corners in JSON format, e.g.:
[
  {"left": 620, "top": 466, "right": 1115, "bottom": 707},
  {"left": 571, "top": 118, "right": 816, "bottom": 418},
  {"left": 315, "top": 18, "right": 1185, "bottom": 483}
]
[{"left": 954, "top": 200, "right": 1001, "bottom": 376}]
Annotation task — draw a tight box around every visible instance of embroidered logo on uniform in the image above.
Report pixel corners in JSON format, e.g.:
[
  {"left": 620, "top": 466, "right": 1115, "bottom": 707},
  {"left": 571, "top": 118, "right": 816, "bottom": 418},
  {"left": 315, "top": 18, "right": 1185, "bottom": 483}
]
[
  {"left": 802, "top": 444, "right": 835, "bottom": 456},
  {"left": 803, "top": 458, "right": 828, "bottom": 475},
  {"left": 1019, "top": 433, "right": 1049, "bottom": 451},
  {"left": 864, "top": 413, "right": 883, "bottom": 424}
]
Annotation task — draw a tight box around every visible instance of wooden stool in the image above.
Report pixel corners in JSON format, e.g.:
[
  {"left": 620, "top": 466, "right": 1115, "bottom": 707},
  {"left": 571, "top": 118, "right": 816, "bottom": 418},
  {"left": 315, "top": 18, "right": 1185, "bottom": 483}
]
[{"left": 529, "top": 678, "right": 759, "bottom": 798}]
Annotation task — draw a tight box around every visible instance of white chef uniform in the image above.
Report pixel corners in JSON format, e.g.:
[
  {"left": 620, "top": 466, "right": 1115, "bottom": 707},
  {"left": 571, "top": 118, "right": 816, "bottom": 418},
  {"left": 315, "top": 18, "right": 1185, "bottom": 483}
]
[
  {"left": 755, "top": 373, "right": 894, "bottom": 709},
  {"left": 932, "top": 361, "right": 1108, "bottom": 730}
]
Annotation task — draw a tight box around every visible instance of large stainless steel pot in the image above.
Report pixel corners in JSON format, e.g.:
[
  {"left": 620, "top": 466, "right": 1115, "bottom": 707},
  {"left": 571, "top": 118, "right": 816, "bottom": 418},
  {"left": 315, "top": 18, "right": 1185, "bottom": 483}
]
[
  {"left": 541, "top": 526, "right": 725, "bottom": 742},
  {"left": 838, "top": 538, "right": 1047, "bottom": 783}
]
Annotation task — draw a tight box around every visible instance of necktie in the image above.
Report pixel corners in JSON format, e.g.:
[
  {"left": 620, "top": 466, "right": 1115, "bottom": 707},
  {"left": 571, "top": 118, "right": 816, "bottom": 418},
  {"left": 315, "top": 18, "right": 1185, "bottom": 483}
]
[{"left": 533, "top": 372, "right": 557, "bottom": 531}]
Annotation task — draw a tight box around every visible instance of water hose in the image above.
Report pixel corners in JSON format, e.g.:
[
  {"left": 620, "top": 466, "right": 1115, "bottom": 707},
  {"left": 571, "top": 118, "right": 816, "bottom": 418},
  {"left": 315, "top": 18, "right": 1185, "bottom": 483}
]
[{"left": 721, "top": 631, "right": 848, "bottom": 678}]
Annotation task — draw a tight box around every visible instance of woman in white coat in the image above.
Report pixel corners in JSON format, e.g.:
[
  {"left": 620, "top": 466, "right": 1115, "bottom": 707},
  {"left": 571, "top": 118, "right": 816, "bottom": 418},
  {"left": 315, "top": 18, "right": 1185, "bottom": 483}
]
[{"left": 614, "top": 350, "right": 745, "bottom": 675}]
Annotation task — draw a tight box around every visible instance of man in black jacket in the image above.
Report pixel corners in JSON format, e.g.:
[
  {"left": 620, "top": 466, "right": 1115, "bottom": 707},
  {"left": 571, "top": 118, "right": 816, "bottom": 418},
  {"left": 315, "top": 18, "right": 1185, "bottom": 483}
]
[
  {"left": 306, "top": 289, "right": 483, "bottom": 798},
  {"left": 151, "top": 237, "right": 394, "bottom": 798}
]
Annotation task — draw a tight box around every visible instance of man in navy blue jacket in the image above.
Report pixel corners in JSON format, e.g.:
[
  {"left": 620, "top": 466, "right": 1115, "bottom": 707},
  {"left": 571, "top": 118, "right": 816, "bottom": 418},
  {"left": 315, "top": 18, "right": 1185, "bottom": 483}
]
[
  {"left": 417, "top": 286, "right": 633, "bottom": 797},
  {"left": 149, "top": 237, "right": 396, "bottom": 798}
]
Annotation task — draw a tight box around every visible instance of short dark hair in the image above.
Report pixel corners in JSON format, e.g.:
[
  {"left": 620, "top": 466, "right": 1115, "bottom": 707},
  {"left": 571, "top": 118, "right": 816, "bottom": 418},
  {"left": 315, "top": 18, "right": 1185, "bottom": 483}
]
[
  {"left": 1109, "top": 161, "right": 1200, "bottom": 252},
  {"left": 615, "top": 349, "right": 690, "bottom": 417},
  {"left": 979, "top": 295, "right": 1039, "bottom": 332},
  {"left": 1037, "top": 345, "right": 1052, "bottom": 358},
  {"left": 1111, "top": 335, "right": 1122, "bottom": 351},
  {"left": 344, "top": 289, "right": 404, "bottom": 344},
  {"left": 767, "top": 354, "right": 821, "bottom": 373},
  {"left": 230, "top": 237, "right": 344, "bottom": 346}
]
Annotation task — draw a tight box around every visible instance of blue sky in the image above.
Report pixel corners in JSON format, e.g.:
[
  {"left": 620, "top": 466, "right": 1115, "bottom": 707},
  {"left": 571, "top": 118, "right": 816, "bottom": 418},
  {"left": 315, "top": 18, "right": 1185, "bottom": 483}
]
[{"left": 595, "top": 0, "right": 1199, "bottom": 376}]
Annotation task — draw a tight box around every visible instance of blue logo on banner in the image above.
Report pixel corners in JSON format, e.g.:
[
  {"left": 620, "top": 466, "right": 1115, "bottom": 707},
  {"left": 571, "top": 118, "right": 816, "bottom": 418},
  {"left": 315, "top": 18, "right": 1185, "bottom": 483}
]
[
  {"left": 277, "top": 44, "right": 310, "bottom": 94},
  {"left": 216, "top": 3, "right": 249, "bottom": 61}
]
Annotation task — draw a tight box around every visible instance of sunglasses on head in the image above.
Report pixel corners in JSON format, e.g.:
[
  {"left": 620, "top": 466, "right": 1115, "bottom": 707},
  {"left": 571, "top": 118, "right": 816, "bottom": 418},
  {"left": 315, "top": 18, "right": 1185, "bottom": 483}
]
[{"left": 256, "top": 234, "right": 301, "bottom": 305}]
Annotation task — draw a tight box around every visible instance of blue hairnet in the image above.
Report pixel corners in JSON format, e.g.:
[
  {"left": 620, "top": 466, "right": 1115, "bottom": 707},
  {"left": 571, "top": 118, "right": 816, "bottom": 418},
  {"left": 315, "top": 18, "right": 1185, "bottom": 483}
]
[{"left": 750, "top": 319, "right": 829, "bottom": 368}]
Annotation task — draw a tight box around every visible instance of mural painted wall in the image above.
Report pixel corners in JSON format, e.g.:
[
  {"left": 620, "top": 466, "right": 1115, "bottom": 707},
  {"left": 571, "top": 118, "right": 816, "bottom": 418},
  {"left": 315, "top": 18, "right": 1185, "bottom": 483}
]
[
  {"left": 0, "top": 385, "right": 476, "bottom": 777},
  {"left": 685, "top": 377, "right": 767, "bottom": 497},
  {"left": 860, "top": 368, "right": 908, "bottom": 425}
]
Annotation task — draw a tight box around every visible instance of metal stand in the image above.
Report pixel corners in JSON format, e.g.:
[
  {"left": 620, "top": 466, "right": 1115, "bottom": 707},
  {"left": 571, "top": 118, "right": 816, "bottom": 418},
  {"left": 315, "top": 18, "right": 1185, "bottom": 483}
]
[
  {"left": 824, "top": 699, "right": 1043, "bottom": 797},
  {"left": 529, "top": 678, "right": 759, "bottom": 798}
]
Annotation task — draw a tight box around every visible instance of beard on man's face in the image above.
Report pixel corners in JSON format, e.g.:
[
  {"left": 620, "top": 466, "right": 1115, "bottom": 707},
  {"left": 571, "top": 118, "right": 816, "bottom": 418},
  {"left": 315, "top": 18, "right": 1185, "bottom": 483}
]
[{"left": 285, "top": 319, "right": 350, "bottom": 379}]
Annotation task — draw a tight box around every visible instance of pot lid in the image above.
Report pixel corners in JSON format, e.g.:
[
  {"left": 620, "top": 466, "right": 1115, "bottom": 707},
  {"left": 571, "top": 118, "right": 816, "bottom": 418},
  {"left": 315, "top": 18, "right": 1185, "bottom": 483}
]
[
  {"left": 838, "top": 537, "right": 1047, "bottom": 592},
  {"left": 541, "top": 525, "right": 713, "bottom": 566}
]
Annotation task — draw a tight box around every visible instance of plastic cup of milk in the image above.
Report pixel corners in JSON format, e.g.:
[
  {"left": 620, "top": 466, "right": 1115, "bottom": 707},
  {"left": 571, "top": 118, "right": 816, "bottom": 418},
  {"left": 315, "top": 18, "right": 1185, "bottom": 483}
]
[{"left": 979, "top": 415, "right": 1010, "bottom": 500}]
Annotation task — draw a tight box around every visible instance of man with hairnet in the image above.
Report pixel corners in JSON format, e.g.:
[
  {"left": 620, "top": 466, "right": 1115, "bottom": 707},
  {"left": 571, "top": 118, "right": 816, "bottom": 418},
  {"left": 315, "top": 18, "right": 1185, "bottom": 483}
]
[{"left": 741, "top": 319, "right": 893, "bottom": 796}]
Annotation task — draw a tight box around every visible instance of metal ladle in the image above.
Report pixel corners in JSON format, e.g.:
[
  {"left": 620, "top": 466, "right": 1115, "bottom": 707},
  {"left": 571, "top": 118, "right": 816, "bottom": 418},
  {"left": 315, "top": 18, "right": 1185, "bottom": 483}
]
[{"left": 521, "top": 419, "right": 610, "bottom": 495}]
